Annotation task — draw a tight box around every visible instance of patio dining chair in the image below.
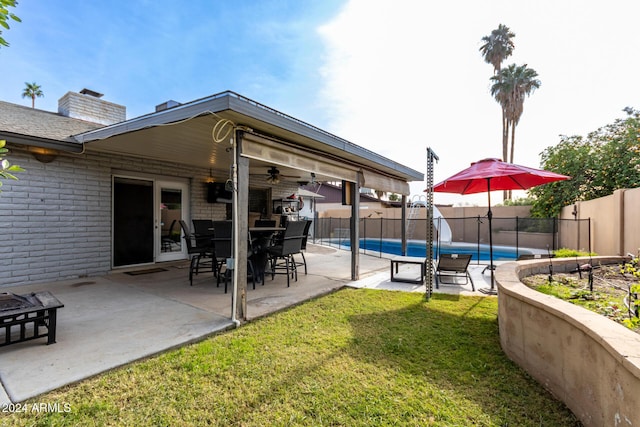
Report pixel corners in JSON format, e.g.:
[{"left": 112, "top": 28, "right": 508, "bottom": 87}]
[
  {"left": 267, "top": 220, "right": 307, "bottom": 287},
  {"left": 435, "top": 253, "right": 475, "bottom": 291},
  {"left": 192, "top": 219, "right": 214, "bottom": 252},
  {"left": 213, "top": 221, "right": 258, "bottom": 293},
  {"left": 179, "top": 220, "right": 215, "bottom": 286},
  {"left": 292, "top": 219, "right": 312, "bottom": 275}
]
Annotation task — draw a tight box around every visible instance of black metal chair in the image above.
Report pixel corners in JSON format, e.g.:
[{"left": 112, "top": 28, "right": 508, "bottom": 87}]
[
  {"left": 292, "top": 220, "right": 312, "bottom": 275},
  {"left": 178, "top": 220, "right": 214, "bottom": 286},
  {"left": 192, "top": 219, "right": 214, "bottom": 249},
  {"left": 267, "top": 220, "right": 307, "bottom": 287},
  {"left": 213, "top": 221, "right": 258, "bottom": 293},
  {"left": 435, "top": 253, "right": 474, "bottom": 291}
]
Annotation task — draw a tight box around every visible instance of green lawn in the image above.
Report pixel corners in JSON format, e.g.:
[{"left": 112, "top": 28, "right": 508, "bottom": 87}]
[{"left": 3, "top": 289, "right": 580, "bottom": 426}]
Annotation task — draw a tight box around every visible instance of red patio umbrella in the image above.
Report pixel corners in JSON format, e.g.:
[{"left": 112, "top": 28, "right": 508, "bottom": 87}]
[{"left": 429, "top": 158, "right": 570, "bottom": 293}]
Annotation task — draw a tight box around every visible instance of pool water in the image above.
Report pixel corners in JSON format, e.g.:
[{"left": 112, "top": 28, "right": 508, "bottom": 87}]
[{"left": 330, "top": 238, "right": 539, "bottom": 261}]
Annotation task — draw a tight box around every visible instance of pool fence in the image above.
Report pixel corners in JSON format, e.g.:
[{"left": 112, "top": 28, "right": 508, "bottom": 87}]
[{"left": 313, "top": 216, "right": 590, "bottom": 263}]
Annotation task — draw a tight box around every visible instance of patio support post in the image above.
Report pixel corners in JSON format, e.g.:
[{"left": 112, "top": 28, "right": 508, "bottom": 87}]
[
  {"left": 350, "top": 178, "right": 360, "bottom": 280},
  {"left": 234, "top": 129, "right": 249, "bottom": 321},
  {"left": 401, "top": 194, "right": 407, "bottom": 256}
]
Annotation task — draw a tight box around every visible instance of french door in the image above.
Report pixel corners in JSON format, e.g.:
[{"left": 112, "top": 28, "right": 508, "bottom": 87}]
[
  {"left": 156, "top": 181, "right": 189, "bottom": 262},
  {"left": 113, "top": 175, "right": 189, "bottom": 267}
]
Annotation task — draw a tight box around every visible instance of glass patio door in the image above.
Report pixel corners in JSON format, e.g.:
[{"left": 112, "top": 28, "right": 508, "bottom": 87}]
[
  {"left": 113, "top": 177, "right": 155, "bottom": 267},
  {"left": 156, "top": 181, "right": 189, "bottom": 262}
]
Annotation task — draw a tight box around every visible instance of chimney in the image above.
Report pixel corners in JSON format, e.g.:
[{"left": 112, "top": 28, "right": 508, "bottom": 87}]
[
  {"left": 155, "top": 100, "right": 181, "bottom": 112},
  {"left": 58, "top": 89, "right": 126, "bottom": 125}
]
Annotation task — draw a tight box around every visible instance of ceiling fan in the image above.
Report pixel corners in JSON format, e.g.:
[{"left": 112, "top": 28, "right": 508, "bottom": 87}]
[{"left": 265, "top": 166, "right": 300, "bottom": 185}]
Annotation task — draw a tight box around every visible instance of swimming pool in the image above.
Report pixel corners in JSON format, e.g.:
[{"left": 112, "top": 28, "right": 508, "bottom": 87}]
[{"left": 327, "top": 238, "right": 541, "bottom": 261}]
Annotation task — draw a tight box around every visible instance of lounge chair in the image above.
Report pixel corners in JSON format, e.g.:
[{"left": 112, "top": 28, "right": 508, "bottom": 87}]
[{"left": 435, "top": 253, "right": 474, "bottom": 291}]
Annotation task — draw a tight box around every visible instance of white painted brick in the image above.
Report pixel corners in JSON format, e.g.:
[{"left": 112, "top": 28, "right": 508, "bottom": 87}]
[{"left": 0, "top": 149, "right": 229, "bottom": 288}]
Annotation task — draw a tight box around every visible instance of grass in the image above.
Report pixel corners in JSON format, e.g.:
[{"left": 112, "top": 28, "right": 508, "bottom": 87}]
[{"left": 2, "top": 289, "right": 580, "bottom": 426}]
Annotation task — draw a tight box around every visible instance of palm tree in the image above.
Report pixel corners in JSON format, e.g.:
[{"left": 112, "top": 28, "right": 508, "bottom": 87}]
[
  {"left": 479, "top": 25, "right": 516, "bottom": 199},
  {"left": 479, "top": 24, "right": 516, "bottom": 75},
  {"left": 22, "top": 82, "right": 44, "bottom": 108},
  {"left": 490, "top": 64, "right": 541, "bottom": 198}
]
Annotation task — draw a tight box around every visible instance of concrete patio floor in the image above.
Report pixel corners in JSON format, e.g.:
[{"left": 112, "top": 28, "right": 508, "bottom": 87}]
[{"left": 0, "top": 244, "right": 496, "bottom": 404}]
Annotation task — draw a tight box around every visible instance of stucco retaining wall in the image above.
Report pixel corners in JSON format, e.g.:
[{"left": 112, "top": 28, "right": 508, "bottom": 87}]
[{"left": 496, "top": 256, "right": 640, "bottom": 426}]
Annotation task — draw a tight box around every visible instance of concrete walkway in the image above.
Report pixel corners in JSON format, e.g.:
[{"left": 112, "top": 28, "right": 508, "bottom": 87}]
[{"left": 0, "top": 244, "right": 495, "bottom": 404}]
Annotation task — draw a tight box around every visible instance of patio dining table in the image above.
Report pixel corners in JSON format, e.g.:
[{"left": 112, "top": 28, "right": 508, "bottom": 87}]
[
  {"left": 249, "top": 227, "right": 285, "bottom": 283},
  {"left": 204, "top": 225, "right": 285, "bottom": 286}
]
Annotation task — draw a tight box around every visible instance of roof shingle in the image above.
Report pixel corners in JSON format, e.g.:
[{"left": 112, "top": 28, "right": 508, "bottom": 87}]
[{"left": 0, "top": 101, "right": 103, "bottom": 144}]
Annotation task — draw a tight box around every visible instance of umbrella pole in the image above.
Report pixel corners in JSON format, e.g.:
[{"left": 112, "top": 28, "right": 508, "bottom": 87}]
[{"left": 481, "top": 178, "right": 497, "bottom": 295}]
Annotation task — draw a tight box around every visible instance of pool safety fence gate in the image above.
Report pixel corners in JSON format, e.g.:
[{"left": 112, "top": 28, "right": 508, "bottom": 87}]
[{"left": 314, "top": 216, "right": 591, "bottom": 263}]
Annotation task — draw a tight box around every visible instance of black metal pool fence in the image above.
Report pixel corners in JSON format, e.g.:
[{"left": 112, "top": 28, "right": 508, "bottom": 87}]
[{"left": 312, "top": 216, "right": 591, "bottom": 262}]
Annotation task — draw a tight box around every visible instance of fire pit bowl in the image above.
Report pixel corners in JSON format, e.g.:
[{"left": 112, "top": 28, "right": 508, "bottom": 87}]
[{"left": 0, "top": 291, "right": 64, "bottom": 347}]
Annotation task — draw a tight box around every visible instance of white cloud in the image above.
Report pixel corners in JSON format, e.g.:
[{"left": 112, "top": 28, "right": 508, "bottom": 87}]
[{"left": 317, "top": 0, "right": 640, "bottom": 205}]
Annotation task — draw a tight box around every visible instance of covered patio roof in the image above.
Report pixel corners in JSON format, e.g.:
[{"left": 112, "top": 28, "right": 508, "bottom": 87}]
[
  {"left": 74, "top": 91, "right": 423, "bottom": 193},
  {"left": 73, "top": 91, "right": 424, "bottom": 320}
]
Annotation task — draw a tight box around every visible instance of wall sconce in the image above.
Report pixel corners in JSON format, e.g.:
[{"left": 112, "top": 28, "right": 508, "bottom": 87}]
[{"left": 31, "top": 147, "right": 58, "bottom": 163}]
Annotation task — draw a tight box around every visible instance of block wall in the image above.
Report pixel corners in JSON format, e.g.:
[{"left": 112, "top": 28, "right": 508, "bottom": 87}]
[{"left": 0, "top": 148, "right": 222, "bottom": 287}]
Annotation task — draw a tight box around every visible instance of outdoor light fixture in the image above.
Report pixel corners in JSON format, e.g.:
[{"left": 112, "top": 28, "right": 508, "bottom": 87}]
[
  {"left": 31, "top": 147, "right": 58, "bottom": 163},
  {"left": 266, "top": 174, "right": 280, "bottom": 185}
]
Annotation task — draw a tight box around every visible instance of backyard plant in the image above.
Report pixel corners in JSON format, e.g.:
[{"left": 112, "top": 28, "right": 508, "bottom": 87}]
[
  {"left": 0, "top": 0, "right": 21, "bottom": 48},
  {"left": 0, "top": 139, "right": 24, "bottom": 191},
  {"left": 553, "top": 248, "right": 595, "bottom": 258},
  {"left": 523, "top": 255, "right": 640, "bottom": 333},
  {"left": 530, "top": 107, "right": 640, "bottom": 216},
  {"left": 621, "top": 258, "right": 640, "bottom": 325}
]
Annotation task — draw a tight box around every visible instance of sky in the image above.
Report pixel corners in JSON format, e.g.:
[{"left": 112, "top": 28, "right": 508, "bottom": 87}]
[{"left": 2, "top": 0, "right": 639, "bottom": 206}]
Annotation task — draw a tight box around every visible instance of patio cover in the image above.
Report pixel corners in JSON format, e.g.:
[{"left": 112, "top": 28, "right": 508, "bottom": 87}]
[
  {"left": 75, "top": 92, "right": 421, "bottom": 192},
  {"left": 73, "top": 91, "right": 422, "bottom": 320}
]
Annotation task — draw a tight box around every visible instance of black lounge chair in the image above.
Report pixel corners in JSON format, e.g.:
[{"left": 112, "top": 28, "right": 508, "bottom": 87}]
[{"left": 435, "top": 253, "right": 474, "bottom": 291}]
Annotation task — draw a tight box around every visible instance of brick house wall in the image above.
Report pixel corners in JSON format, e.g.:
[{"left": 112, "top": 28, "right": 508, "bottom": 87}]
[{"left": 0, "top": 146, "right": 298, "bottom": 287}]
